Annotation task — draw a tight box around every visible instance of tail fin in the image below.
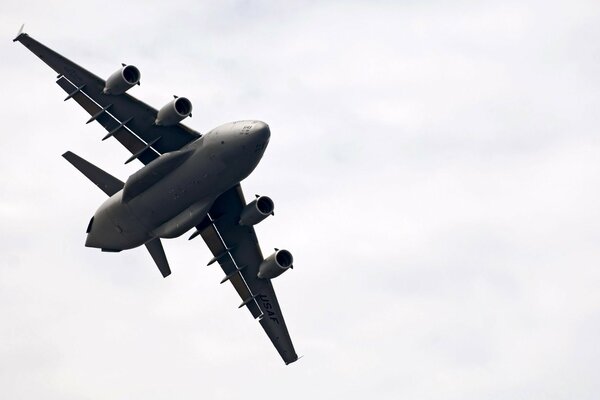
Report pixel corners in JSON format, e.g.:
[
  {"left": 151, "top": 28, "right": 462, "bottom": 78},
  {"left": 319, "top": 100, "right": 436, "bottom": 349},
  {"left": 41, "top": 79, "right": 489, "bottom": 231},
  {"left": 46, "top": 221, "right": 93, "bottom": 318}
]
[
  {"left": 62, "top": 151, "right": 124, "bottom": 196},
  {"left": 63, "top": 151, "right": 171, "bottom": 277},
  {"left": 145, "top": 238, "right": 171, "bottom": 277}
]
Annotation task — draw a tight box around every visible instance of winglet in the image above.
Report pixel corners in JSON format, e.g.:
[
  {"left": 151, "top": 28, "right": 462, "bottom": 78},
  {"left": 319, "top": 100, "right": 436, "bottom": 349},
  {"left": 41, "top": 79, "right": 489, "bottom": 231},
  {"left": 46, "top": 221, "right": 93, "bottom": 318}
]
[
  {"left": 285, "top": 355, "right": 303, "bottom": 365},
  {"left": 12, "top": 24, "right": 26, "bottom": 42}
]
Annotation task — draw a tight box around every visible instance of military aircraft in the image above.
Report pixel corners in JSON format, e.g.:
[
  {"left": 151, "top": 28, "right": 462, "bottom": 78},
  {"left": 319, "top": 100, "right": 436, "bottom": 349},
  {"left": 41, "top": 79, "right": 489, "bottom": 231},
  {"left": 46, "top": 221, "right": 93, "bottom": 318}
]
[{"left": 13, "top": 26, "right": 299, "bottom": 365}]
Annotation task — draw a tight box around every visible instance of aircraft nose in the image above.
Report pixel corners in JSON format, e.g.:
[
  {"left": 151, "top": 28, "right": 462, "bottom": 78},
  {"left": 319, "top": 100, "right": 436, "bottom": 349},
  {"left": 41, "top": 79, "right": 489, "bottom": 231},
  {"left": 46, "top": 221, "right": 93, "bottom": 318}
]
[
  {"left": 253, "top": 121, "right": 270, "bottom": 142},
  {"left": 220, "top": 120, "right": 271, "bottom": 177}
]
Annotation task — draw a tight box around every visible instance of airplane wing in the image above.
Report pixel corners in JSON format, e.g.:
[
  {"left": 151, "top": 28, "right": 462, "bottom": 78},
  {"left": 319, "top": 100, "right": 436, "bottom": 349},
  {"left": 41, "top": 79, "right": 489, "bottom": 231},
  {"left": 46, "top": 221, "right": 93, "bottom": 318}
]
[
  {"left": 15, "top": 29, "right": 298, "bottom": 363},
  {"left": 14, "top": 30, "right": 200, "bottom": 165},
  {"left": 193, "top": 184, "right": 299, "bottom": 364}
]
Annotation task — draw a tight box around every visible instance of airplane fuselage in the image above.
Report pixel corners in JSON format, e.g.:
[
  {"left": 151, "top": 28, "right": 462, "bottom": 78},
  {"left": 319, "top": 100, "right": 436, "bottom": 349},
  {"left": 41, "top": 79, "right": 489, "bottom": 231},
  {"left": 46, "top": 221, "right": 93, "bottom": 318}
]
[{"left": 85, "top": 120, "right": 271, "bottom": 251}]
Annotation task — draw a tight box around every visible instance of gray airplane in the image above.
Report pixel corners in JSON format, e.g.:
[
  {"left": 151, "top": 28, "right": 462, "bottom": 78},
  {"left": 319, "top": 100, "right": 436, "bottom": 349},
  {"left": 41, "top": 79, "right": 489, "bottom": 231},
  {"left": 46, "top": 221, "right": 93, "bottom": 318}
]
[{"left": 13, "top": 27, "right": 298, "bottom": 365}]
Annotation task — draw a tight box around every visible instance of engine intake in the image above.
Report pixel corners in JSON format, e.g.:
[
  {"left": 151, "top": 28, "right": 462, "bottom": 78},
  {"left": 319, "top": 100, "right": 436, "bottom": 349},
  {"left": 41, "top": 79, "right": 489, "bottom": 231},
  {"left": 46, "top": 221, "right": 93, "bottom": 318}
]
[
  {"left": 258, "top": 249, "right": 293, "bottom": 280},
  {"left": 239, "top": 196, "right": 274, "bottom": 226},
  {"left": 155, "top": 97, "right": 192, "bottom": 126},
  {"left": 103, "top": 65, "right": 140, "bottom": 95}
]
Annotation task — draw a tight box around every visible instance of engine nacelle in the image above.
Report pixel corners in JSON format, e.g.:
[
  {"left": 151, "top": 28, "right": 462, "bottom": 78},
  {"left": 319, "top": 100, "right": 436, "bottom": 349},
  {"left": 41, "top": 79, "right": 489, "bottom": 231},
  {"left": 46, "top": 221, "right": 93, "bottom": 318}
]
[
  {"left": 257, "top": 249, "right": 294, "bottom": 280},
  {"left": 239, "top": 196, "right": 274, "bottom": 226},
  {"left": 155, "top": 97, "right": 193, "bottom": 126},
  {"left": 103, "top": 65, "right": 141, "bottom": 95}
]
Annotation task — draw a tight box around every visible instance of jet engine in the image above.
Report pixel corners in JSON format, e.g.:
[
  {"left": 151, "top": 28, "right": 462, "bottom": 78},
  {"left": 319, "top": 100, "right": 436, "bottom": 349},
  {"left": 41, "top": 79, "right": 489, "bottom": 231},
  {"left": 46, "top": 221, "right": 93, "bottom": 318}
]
[
  {"left": 103, "top": 64, "right": 141, "bottom": 95},
  {"left": 239, "top": 196, "right": 274, "bottom": 226},
  {"left": 155, "top": 97, "right": 193, "bottom": 126},
  {"left": 257, "top": 249, "right": 293, "bottom": 279}
]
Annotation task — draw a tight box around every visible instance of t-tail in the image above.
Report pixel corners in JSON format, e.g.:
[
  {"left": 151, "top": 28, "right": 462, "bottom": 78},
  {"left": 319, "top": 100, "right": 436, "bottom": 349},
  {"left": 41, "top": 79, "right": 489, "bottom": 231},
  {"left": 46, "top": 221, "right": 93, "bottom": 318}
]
[{"left": 62, "top": 151, "right": 171, "bottom": 277}]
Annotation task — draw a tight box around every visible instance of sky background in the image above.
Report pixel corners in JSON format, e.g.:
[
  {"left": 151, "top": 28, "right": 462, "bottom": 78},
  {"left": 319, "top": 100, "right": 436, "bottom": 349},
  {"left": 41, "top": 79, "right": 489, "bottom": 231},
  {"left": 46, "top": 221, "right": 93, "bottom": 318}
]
[{"left": 1, "top": 0, "right": 600, "bottom": 398}]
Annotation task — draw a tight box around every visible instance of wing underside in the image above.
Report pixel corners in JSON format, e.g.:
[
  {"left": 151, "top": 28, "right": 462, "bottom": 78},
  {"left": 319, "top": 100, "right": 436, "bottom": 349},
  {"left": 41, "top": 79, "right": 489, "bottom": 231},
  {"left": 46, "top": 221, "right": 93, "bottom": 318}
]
[
  {"left": 14, "top": 32, "right": 200, "bottom": 165},
  {"left": 194, "top": 185, "right": 299, "bottom": 364}
]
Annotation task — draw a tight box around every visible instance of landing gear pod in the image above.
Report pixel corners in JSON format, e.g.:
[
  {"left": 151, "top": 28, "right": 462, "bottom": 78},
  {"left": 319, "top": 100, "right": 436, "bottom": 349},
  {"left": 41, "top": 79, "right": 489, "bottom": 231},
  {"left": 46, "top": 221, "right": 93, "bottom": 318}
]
[
  {"left": 258, "top": 249, "right": 294, "bottom": 279},
  {"left": 155, "top": 97, "right": 193, "bottom": 126},
  {"left": 103, "top": 64, "right": 140, "bottom": 95}
]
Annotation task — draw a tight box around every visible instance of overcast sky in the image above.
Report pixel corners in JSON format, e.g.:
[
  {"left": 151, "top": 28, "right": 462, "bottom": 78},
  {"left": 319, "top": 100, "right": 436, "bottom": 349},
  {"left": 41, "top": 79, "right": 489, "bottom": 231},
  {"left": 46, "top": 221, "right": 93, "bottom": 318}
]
[{"left": 1, "top": 0, "right": 600, "bottom": 399}]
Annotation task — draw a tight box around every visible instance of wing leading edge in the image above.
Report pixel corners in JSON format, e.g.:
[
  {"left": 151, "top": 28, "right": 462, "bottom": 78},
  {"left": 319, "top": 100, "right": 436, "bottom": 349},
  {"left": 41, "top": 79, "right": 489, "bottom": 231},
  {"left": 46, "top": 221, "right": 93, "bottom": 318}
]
[
  {"left": 195, "top": 185, "right": 299, "bottom": 365},
  {"left": 14, "top": 31, "right": 200, "bottom": 165}
]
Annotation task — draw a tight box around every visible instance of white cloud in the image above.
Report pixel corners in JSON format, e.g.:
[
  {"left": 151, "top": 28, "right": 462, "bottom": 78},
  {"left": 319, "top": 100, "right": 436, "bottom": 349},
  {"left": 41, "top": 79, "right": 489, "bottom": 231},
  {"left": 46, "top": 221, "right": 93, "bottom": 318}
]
[{"left": 1, "top": 0, "right": 600, "bottom": 399}]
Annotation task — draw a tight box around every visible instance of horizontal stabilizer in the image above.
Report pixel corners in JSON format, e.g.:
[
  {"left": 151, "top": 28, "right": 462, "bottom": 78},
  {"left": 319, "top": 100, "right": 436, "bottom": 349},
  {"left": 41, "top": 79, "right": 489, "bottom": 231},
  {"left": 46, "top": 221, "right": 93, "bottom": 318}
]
[
  {"left": 145, "top": 238, "right": 171, "bottom": 278},
  {"left": 62, "top": 151, "right": 124, "bottom": 196}
]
